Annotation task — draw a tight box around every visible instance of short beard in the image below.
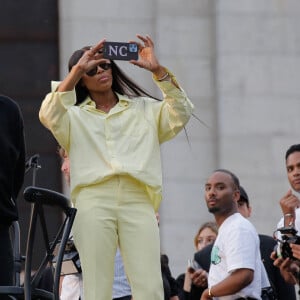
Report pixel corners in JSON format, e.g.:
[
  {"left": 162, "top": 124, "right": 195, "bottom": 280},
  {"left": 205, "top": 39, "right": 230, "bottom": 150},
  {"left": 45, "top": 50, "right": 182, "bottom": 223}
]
[{"left": 208, "top": 206, "right": 220, "bottom": 214}]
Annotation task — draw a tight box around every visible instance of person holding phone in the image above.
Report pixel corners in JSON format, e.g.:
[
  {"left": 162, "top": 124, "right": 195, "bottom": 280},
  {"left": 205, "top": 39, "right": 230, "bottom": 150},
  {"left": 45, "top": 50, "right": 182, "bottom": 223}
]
[
  {"left": 39, "top": 34, "right": 194, "bottom": 300},
  {"left": 176, "top": 222, "right": 217, "bottom": 300}
]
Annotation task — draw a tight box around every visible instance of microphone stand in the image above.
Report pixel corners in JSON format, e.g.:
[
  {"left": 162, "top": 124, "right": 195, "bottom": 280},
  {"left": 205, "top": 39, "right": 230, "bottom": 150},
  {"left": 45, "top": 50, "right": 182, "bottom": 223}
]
[{"left": 25, "top": 154, "right": 41, "bottom": 186}]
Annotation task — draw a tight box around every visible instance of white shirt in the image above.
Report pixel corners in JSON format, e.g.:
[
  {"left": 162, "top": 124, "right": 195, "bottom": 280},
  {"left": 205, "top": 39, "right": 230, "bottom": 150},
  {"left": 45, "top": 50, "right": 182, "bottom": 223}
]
[
  {"left": 208, "top": 213, "right": 262, "bottom": 300},
  {"left": 60, "top": 273, "right": 83, "bottom": 300},
  {"left": 112, "top": 248, "right": 131, "bottom": 298},
  {"left": 60, "top": 249, "right": 131, "bottom": 299},
  {"left": 39, "top": 75, "right": 193, "bottom": 212}
]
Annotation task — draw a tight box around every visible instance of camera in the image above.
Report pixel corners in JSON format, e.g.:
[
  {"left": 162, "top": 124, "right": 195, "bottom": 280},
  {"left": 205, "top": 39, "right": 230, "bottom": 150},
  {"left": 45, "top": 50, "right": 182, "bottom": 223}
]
[{"left": 274, "top": 226, "right": 300, "bottom": 259}]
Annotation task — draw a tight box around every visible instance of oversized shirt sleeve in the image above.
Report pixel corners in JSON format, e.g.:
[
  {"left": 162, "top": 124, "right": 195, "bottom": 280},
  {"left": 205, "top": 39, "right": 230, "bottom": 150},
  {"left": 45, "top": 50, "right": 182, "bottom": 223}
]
[
  {"left": 39, "top": 71, "right": 194, "bottom": 149},
  {"left": 152, "top": 70, "right": 194, "bottom": 144},
  {"left": 39, "top": 81, "right": 76, "bottom": 152}
]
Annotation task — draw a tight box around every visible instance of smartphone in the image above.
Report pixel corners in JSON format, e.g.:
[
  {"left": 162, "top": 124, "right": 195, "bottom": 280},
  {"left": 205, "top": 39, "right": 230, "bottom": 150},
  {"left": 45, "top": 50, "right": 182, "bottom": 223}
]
[
  {"left": 187, "top": 259, "right": 202, "bottom": 274},
  {"left": 103, "top": 41, "right": 138, "bottom": 61}
]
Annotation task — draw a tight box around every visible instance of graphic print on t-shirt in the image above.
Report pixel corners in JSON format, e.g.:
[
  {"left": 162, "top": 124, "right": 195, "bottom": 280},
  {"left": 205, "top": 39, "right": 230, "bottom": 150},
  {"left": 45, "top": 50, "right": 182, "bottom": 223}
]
[{"left": 211, "top": 245, "right": 221, "bottom": 265}]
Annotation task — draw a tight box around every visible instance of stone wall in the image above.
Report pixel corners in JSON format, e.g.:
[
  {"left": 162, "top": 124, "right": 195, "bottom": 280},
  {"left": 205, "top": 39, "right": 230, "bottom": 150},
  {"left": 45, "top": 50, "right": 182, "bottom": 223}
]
[{"left": 59, "top": 0, "right": 300, "bottom": 277}]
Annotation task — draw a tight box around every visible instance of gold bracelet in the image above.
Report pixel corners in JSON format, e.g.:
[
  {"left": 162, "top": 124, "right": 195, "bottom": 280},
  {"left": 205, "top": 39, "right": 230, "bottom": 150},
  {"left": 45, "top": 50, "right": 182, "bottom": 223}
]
[
  {"left": 157, "top": 72, "right": 169, "bottom": 81},
  {"left": 208, "top": 287, "right": 214, "bottom": 297}
]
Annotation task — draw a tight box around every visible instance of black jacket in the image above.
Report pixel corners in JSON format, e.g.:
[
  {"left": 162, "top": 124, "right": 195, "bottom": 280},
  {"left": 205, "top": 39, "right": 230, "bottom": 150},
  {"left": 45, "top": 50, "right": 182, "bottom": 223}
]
[
  {"left": 0, "top": 95, "right": 25, "bottom": 225},
  {"left": 259, "top": 234, "right": 296, "bottom": 300},
  {"left": 161, "top": 254, "right": 179, "bottom": 299}
]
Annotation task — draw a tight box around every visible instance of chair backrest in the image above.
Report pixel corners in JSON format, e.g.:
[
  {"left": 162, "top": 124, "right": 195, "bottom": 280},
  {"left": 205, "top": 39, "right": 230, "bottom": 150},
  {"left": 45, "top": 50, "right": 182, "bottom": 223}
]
[
  {"left": 0, "top": 186, "right": 76, "bottom": 300},
  {"left": 23, "top": 186, "right": 77, "bottom": 300},
  {"left": 11, "top": 221, "right": 23, "bottom": 287}
]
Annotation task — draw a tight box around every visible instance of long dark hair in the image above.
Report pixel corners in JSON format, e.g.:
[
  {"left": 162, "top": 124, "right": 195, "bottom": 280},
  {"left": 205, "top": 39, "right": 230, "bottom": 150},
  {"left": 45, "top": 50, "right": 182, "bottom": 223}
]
[{"left": 68, "top": 46, "right": 160, "bottom": 105}]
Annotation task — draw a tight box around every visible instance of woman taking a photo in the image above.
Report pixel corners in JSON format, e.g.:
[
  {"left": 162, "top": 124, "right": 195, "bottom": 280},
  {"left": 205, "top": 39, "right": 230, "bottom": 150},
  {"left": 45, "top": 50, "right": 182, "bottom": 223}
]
[{"left": 39, "top": 34, "right": 193, "bottom": 300}]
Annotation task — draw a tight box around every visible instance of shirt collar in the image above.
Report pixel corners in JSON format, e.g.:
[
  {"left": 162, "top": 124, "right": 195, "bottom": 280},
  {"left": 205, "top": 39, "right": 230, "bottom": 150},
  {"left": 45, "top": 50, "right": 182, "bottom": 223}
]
[{"left": 79, "top": 92, "right": 135, "bottom": 108}]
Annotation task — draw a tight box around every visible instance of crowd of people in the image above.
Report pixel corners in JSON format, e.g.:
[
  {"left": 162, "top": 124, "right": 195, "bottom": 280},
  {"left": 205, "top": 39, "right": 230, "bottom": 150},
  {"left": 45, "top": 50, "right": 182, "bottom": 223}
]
[
  {"left": 0, "top": 33, "right": 300, "bottom": 300},
  {"left": 57, "top": 144, "right": 300, "bottom": 300}
]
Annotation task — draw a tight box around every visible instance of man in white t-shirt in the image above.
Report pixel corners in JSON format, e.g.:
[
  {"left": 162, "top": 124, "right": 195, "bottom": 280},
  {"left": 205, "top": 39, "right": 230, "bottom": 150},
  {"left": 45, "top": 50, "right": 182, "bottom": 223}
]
[{"left": 200, "top": 169, "right": 262, "bottom": 300}]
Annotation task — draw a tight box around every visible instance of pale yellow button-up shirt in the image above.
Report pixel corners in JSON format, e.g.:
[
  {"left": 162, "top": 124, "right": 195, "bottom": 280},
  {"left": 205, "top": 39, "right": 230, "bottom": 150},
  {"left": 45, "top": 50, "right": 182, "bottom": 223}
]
[{"left": 39, "top": 72, "right": 194, "bottom": 211}]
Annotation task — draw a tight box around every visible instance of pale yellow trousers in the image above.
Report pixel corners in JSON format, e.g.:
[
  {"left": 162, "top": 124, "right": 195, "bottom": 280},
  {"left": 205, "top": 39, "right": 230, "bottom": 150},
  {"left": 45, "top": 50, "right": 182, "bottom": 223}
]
[{"left": 72, "top": 175, "right": 164, "bottom": 300}]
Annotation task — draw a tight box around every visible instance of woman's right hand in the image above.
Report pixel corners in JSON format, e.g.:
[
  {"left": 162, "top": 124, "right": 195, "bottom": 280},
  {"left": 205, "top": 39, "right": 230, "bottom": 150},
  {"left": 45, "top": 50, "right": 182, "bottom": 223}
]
[
  {"left": 75, "top": 39, "right": 107, "bottom": 74},
  {"left": 191, "top": 269, "right": 208, "bottom": 288},
  {"left": 58, "top": 39, "right": 107, "bottom": 92}
]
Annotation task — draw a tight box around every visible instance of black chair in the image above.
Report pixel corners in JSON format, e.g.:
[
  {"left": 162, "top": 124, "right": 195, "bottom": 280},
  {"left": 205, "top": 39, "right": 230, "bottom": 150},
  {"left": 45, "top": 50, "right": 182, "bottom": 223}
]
[
  {"left": 0, "top": 186, "right": 77, "bottom": 300},
  {"left": 12, "top": 221, "right": 24, "bottom": 287}
]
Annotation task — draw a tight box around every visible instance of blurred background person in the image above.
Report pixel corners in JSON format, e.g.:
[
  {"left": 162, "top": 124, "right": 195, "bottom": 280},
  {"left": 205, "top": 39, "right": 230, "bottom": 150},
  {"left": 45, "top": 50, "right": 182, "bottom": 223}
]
[
  {"left": 176, "top": 222, "right": 217, "bottom": 300},
  {"left": 277, "top": 144, "right": 300, "bottom": 230},
  {"left": 271, "top": 144, "right": 300, "bottom": 291},
  {"left": 0, "top": 95, "right": 25, "bottom": 287},
  {"left": 194, "top": 222, "right": 218, "bottom": 252},
  {"left": 237, "top": 186, "right": 296, "bottom": 299}
]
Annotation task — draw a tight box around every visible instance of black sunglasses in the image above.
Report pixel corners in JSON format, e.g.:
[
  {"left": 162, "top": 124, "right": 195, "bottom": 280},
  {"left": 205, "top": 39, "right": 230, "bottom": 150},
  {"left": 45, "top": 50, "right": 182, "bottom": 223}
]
[{"left": 86, "top": 62, "right": 112, "bottom": 77}]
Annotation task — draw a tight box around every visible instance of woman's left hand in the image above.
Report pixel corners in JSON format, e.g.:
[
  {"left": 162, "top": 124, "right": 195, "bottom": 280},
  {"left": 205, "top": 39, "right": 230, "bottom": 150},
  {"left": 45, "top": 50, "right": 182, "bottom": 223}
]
[{"left": 130, "top": 34, "right": 165, "bottom": 77}]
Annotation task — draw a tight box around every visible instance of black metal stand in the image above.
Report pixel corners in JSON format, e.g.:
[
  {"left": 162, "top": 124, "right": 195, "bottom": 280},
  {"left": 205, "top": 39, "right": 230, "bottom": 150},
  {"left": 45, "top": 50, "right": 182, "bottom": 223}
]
[
  {"left": 0, "top": 155, "right": 77, "bottom": 300},
  {"left": 23, "top": 186, "right": 77, "bottom": 300}
]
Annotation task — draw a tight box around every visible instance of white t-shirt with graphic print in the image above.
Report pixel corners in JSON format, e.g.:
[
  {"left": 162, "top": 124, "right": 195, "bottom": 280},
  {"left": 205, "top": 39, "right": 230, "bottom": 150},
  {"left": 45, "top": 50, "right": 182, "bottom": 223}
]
[{"left": 208, "top": 213, "right": 262, "bottom": 300}]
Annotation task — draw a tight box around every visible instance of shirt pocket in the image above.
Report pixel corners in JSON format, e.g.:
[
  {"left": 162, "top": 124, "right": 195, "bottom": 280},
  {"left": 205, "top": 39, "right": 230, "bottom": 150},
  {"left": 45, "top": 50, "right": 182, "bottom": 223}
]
[{"left": 120, "top": 106, "right": 153, "bottom": 138}]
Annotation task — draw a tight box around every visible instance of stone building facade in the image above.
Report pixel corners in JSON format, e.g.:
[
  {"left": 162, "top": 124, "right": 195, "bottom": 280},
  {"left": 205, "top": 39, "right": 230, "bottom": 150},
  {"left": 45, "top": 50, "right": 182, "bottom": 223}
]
[{"left": 58, "top": 0, "right": 300, "bottom": 276}]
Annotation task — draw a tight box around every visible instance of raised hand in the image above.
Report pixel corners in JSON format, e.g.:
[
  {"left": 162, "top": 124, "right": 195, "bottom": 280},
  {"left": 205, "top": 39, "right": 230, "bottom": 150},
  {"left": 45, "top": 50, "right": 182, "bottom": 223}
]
[
  {"left": 76, "top": 39, "right": 107, "bottom": 73},
  {"left": 280, "top": 189, "right": 300, "bottom": 215},
  {"left": 130, "top": 34, "right": 162, "bottom": 74}
]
